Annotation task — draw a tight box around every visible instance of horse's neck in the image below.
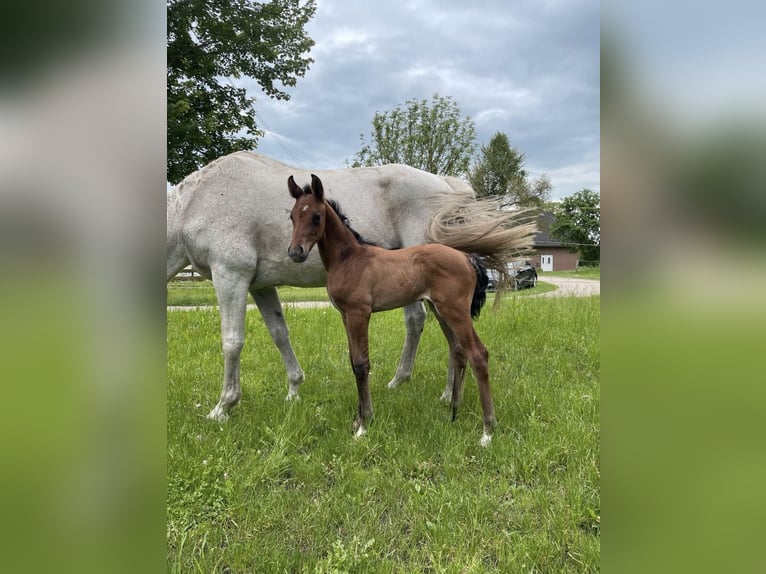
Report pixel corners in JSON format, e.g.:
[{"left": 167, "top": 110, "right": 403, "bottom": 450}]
[{"left": 317, "top": 205, "right": 360, "bottom": 270}]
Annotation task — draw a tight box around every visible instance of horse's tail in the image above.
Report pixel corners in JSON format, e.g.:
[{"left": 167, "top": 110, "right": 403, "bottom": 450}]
[
  {"left": 426, "top": 189, "right": 539, "bottom": 303},
  {"left": 468, "top": 255, "right": 489, "bottom": 319}
]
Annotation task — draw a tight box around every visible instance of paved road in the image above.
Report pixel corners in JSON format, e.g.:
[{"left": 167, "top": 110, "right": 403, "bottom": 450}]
[{"left": 168, "top": 277, "right": 599, "bottom": 312}]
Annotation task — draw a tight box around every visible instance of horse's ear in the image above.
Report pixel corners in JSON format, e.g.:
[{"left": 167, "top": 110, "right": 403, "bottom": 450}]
[
  {"left": 287, "top": 175, "right": 303, "bottom": 199},
  {"left": 310, "top": 174, "right": 324, "bottom": 201}
]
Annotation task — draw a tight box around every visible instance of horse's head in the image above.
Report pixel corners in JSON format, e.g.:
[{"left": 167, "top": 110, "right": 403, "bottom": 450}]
[{"left": 287, "top": 174, "right": 327, "bottom": 263}]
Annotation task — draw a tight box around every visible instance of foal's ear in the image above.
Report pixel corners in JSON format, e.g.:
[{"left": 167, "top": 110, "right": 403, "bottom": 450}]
[
  {"left": 310, "top": 174, "right": 324, "bottom": 201},
  {"left": 287, "top": 175, "right": 304, "bottom": 199}
]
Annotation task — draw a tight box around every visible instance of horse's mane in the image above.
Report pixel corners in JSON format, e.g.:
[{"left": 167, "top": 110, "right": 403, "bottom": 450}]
[{"left": 326, "top": 198, "right": 377, "bottom": 246}]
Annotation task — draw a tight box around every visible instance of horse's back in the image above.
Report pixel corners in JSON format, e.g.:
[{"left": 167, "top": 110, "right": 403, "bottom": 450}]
[
  {"left": 171, "top": 152, "right": 466, "bottom": 284},
  {"left": 333, "top": 242, "right": 476, "bottom": 313},
  {"left": 315, "top": 163, "right": 453, "bottom": 247}
]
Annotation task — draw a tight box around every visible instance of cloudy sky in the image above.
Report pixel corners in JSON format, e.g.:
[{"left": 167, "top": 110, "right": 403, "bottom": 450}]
[{"left": 242, "top": 0, "right": 599, "bottom": 200}]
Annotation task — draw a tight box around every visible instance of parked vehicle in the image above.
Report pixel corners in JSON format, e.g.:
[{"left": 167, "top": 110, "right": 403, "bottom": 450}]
[
  {"left": 487, "top": 261, "right": 538, "bottom": 291},
  {"left": 511, "top": 262, "right": 538, "bottom": 289}
]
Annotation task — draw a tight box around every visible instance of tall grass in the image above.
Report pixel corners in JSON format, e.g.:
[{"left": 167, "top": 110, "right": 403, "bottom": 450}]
[{"left": 167, "top": 295, "right": 599, "bottom": 572}]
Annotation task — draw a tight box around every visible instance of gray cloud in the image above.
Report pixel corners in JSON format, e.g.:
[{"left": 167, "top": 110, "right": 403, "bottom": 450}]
[{"left": 248, "top": 0, "right": 599, "bottom": 199}]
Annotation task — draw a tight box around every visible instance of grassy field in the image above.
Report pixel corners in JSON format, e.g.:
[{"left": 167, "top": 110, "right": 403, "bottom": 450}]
[
  {"left": 167, "top": 295, "right": 600, "bottom": 572},
  {"left": 540, "top": 267, "right": 600, "bottom": 280},
  {"left": 167, "top": 281, "right": 558, "bottom": 307},
  {"left": 167, "top": 282, "right": 331, "bottom": 307}
]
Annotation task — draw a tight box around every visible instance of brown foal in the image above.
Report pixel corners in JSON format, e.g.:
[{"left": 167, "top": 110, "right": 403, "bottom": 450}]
[{"left": 288, "top": 174, "right": 497, "bottom": 446}]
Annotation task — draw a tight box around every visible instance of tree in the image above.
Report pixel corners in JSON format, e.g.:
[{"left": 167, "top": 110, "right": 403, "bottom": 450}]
[
  {"left": 351, "top": 94, "right": 477, "bottom": 177},
  {"left": 167, "top": 0, "right": 316, "bottom": 184},
  {"left": 550, "top": 189, "right": 601, "bottom": 264},
  {"left": 468, "top": 132, "right": 551, "bottom": 207},
  {"left": 525, "top": 174, "right": 553, "bottom": 207}
]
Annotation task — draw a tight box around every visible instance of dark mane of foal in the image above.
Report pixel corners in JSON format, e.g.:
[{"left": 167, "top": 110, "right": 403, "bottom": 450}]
[
  {"left": 297, "top": 182, "right": 376, "bottom": 245},
  {"left": 326, "top": 197, "right": 377, "bottom": 246}
]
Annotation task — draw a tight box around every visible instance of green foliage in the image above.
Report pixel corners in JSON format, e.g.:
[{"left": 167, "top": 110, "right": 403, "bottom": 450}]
[
  {"left": 550, "top": 189, "right": 601, "bottom": 263},
  {"left": 167, "top": 0, "right": 316, "bottom": 183},
  {"left": 469, "top": 132, "right": 551, "bottom": 207},
  {"left": 314, "top": 536, "right": 376, "bottom": 574},
  {"left": 167, "top": 297, "right": 600, "bottom": 571},
  {"left": 351, "top": 94, "right": 477, "bottom": 176}
]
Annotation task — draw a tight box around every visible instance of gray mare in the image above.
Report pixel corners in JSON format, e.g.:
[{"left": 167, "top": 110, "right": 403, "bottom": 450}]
[{"left": 167, "top": 151, "right": 473, "bottom": 421}]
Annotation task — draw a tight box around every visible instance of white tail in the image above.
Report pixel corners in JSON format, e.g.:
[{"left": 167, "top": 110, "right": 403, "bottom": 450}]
[{"left": 425, "top": 190, "right": 538, "bottom": 300}]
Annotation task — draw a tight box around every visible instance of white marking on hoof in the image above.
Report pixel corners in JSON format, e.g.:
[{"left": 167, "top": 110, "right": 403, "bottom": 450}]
[
  {"left": 480, "top": 432, "right": 492, "bottom": 447},
  {"left": 354, "top": 425, "right": 367, "bottom": 439},
  {"left": 286, "top": 380, "right": 302, "bottom": 401},
  {"left": 388, "top": 374, "right": 409, "bottom": 389},
  {"left": 207, "top": 406, "right": 229, "bottom": 422},
  {"left": 439, "top": 391, "right": 452, "bottom": 403}
]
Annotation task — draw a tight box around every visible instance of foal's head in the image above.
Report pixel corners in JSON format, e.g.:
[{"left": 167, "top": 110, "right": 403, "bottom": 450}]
[{"left": 287, "top": 174, "right": 327, "bottom": 263}]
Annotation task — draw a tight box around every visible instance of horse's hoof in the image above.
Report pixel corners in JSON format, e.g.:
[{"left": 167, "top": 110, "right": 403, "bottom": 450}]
[
  {"left": 439, "top": 391, "right": 452, "bottom": 403},
  {"left": 286, "top": 378, "right": 303, "bottom": 400},
  {"left": 207, "top": 407, "right": 229, "bottom": 422},
  {"left": 480, "top": 432, "right": 492, "bottom": 447},
  {"left": 387, "top": 376, "right": 407, "bottom": 389},
  {"left": 351, "top": 418, "right": 368, "bottom": 438}
]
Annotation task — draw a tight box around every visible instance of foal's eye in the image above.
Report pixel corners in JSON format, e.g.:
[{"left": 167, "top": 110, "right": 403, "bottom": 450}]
[{"left": 311, "top": 213, "right": 321, "bottom": 225}]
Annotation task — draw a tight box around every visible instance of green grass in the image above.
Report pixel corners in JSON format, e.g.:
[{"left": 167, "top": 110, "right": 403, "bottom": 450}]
[
  {"left": 508, "top": 281, "right": 558, "bottom": 297},
  {"left": 167, "top": 281, "right": 331, "bottom": 306},
  {"left": 167, "top": 281, "right": 558, "bottom": 307},
  {"left": 167, "top": 296, "right": 600, "bottom": 572},
  {"left": 540, "top": 267, "right": 600, "bottom": 280}
]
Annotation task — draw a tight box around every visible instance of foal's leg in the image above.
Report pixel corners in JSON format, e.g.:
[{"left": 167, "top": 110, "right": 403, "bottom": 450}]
[
  {"left": 435, "top": 304, "right": 495, "bottom": 446},
  {"left": 250, "top": 286, "right": 305, "bottom": 400},
  {"left": 428, "top": 304, "right": 467, "bottom": 406},
  {"left": 468, "top": 336, "right": 495, "bottom": 447},
  {"left": 461, "top": 329, "right": 494, "bottom": 446},
  {"left": 207, "top": 267, "right": 251, "bottom": 421},
  {"left": 387, "top": 301, "right": 426, "bottom": 388},
  {"left": 439, "top": 349, "right": 457, "bottom": 403},
  {"left": 342, "top": 309, "right": 373, "bottom": 437}
]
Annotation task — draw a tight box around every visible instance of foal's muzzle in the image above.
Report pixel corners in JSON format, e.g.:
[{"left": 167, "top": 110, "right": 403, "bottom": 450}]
[{"left": 288, "top": 245, "right": 308, "bottom": 263}]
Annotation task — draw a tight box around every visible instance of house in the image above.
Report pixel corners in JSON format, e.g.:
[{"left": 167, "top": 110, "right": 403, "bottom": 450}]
[{"left": 528, "top": 211, "right": 579, "bottom": 272}]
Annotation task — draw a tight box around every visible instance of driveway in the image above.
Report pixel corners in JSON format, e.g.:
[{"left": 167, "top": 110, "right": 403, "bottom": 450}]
[{"left": 537, "top": 276, "right": 600, "bottom": 297}]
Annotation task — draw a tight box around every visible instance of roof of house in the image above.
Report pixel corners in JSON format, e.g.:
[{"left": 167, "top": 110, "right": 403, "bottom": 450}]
[{"left": 533, "top": 211, "right": 568, "bottom": 248}]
